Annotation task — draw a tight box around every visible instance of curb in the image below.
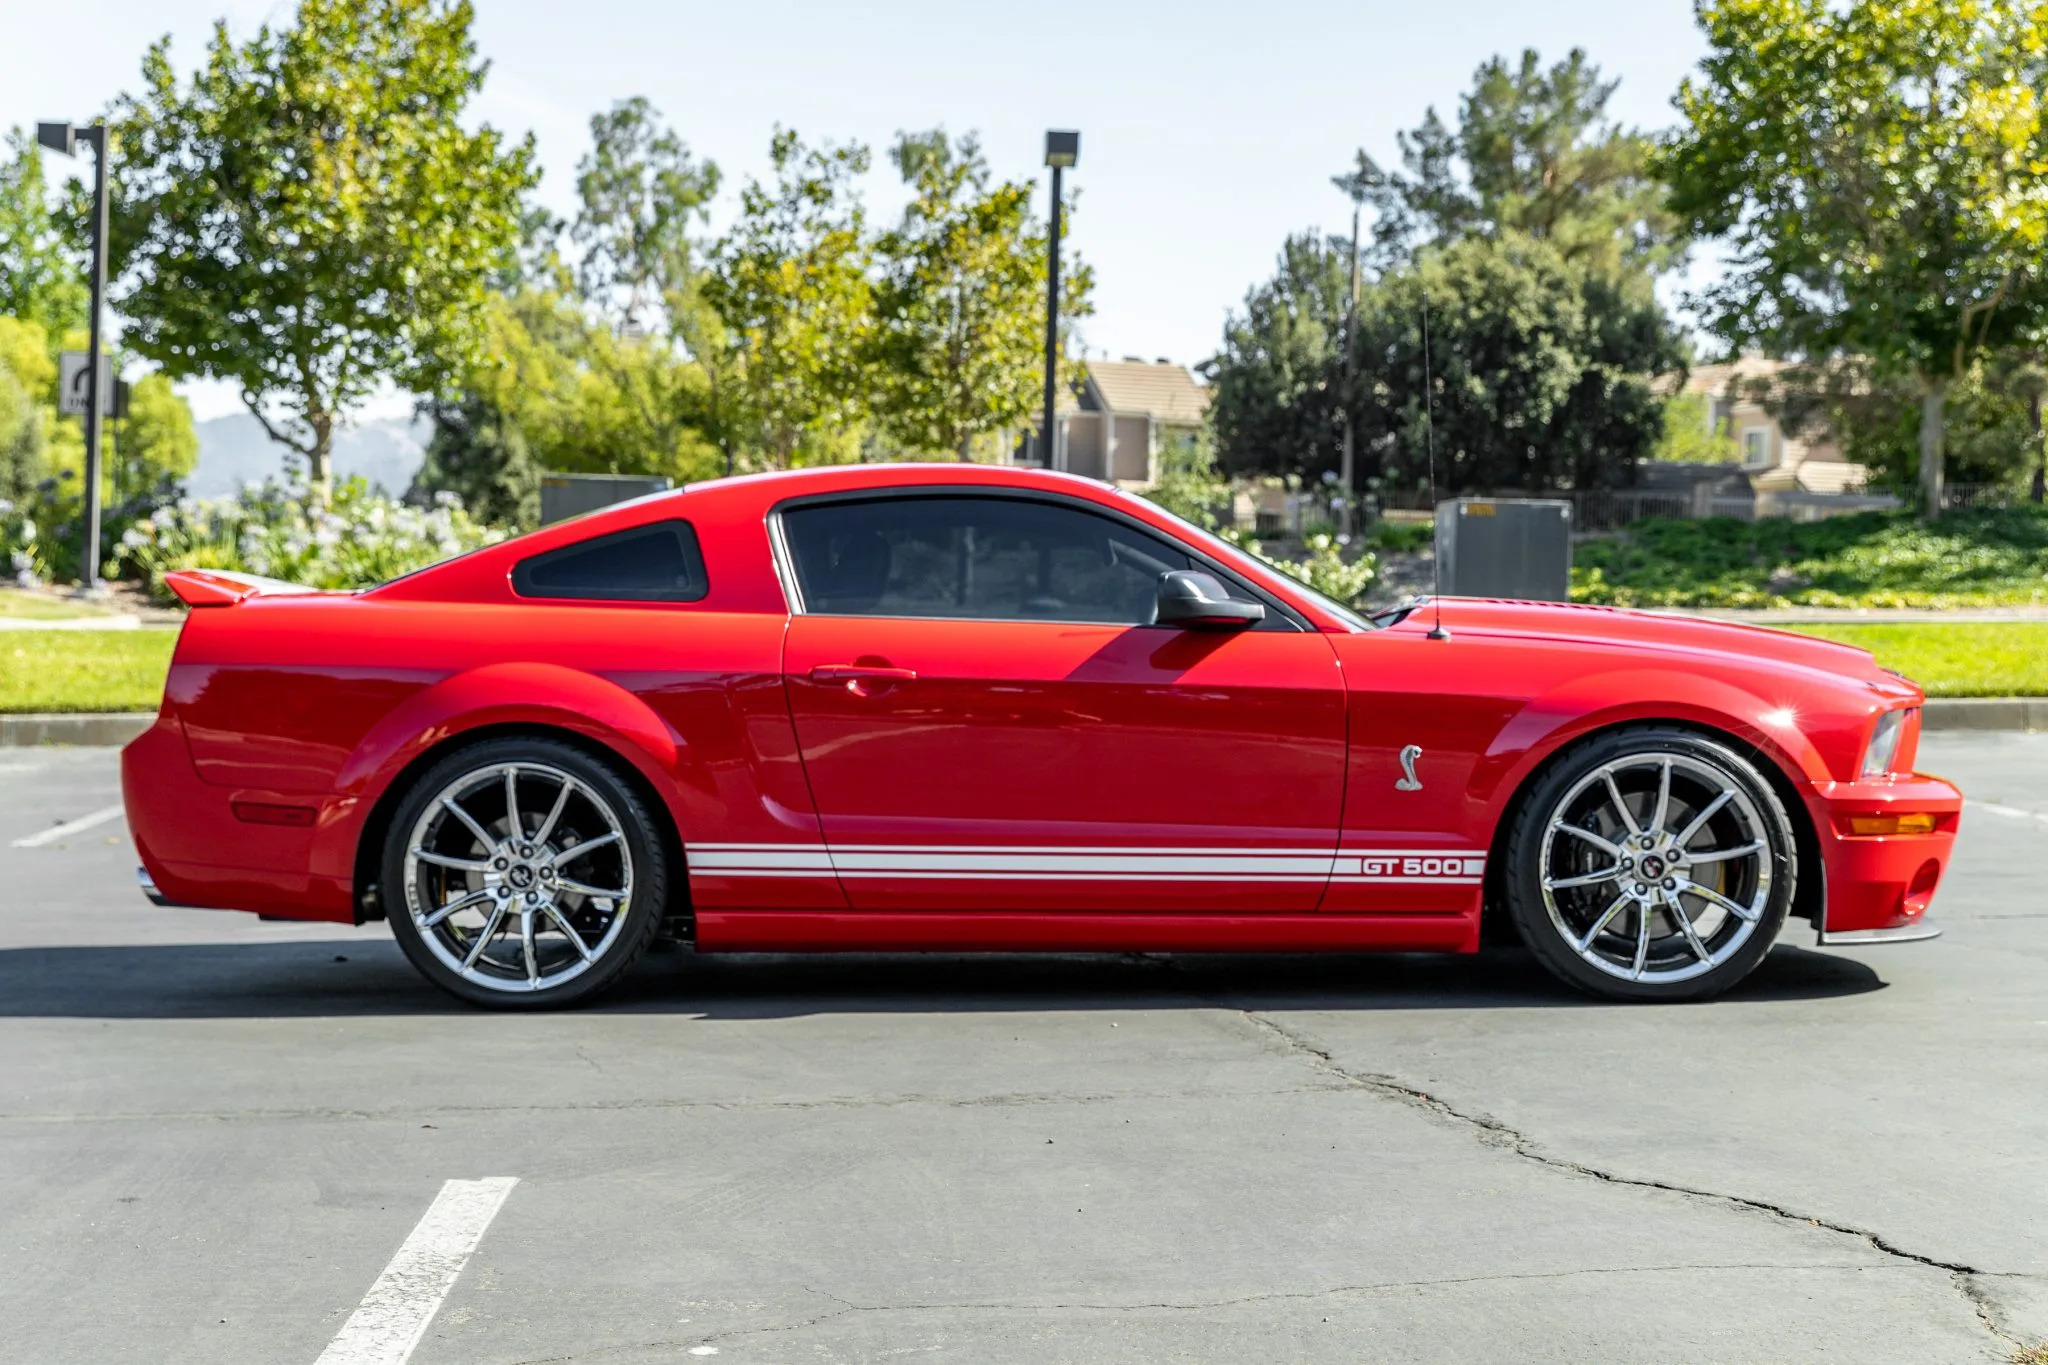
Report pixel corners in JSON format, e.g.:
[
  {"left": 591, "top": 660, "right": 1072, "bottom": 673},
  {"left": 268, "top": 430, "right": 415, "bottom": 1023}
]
[
  {"left": 1, "top": 713, "right": 155, "bottom": 746},
  {"left": 1, "top": 699, "right": 2041, "bottom": 748},
  {"left": 1920, "top": 698, "right": 2048, "bottom": 732}
]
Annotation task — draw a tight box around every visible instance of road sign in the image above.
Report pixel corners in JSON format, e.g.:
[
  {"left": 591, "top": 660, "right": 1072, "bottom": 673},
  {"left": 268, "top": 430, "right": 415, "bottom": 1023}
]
[
  {"left": 57, "top": 353, "right": 128, "bottom": 420},
  {"left": 58, "top": 351, "right": 109, "bottom": 417}
]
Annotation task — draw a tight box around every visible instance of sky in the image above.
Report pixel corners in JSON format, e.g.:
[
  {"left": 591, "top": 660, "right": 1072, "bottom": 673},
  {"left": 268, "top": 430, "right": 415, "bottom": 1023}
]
[{"left": 5, "top": 0, "right": 1712, "bottom": 422}]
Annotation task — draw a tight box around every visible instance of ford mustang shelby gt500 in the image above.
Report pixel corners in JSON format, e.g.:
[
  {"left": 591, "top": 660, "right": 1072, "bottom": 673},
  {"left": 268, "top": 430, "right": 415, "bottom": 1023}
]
[{"left": 123, "top": 464, "right": 1959, "bottom": 1007}]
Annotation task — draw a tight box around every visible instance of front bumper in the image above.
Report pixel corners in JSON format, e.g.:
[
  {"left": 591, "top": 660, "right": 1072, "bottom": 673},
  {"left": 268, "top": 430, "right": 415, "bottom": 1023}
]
[{"left": 1805, "top": 773, "right": 1962, "bottom": 941}]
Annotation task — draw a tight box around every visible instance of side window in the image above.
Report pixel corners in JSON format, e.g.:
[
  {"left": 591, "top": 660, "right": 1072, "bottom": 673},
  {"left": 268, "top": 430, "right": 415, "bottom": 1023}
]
[
  {"left": 513, "top": 520, "right": 708, "bottom": 602},
  {"left": 781, "top": 495, "right": 1252, "bottom": 625}
]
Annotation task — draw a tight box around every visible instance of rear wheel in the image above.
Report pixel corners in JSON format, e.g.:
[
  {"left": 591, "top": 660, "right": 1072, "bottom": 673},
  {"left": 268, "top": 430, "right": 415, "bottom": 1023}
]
[
  {"left": 1504, "top": 727, "right": 1794, "bottom": 1002},
  {"left": 382, "top": 737, "right": 669, "bottom": 1009}
]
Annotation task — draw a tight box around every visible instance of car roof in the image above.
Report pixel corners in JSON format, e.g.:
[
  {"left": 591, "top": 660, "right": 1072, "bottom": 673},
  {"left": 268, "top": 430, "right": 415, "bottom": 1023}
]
[
  {"left": 368, "top": 461, "right": 1353, "bottom": 630},
  {"left": 685, "top": 462, "right": 1111, "bottom": 501}
]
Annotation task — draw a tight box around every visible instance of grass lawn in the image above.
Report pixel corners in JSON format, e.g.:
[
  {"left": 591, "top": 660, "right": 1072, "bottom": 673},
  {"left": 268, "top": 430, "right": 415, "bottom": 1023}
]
[
  {"left": 0, "top": 631, "right": 178, "bottom": 713},
  {"left": 1573, "top": 504, "right": 2048, "bottom": 608},
  {"left": 1780, "top": 623, "right": 2048, "bottom": 698}
]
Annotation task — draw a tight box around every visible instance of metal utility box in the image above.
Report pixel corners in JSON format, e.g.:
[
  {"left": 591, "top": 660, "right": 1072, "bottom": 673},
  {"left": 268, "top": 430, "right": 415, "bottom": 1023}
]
[
  {"left": 539, "top": 473, "right": 673, "bottom": 526},
  {"left": 1433, "top": 497, "right": 1573, "bottom": 601}
]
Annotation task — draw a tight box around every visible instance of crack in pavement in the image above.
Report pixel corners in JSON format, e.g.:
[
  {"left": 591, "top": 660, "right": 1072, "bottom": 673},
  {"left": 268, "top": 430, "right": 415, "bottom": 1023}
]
[
  {"left": 502, "top": 1263, "right": 1946, "bottom": 1362},
  {"left": 1234, "top": 1007, "right": 2031, "bottom": 1356}
]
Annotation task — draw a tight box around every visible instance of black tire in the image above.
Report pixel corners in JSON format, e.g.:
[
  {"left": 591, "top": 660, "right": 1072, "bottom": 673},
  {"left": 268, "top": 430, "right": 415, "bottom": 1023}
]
[
  {"left": 1503, "top": 726, "right": 1795, "bottom": 1002},
  {"left": 382, "top": 736, "right": 670, "bottom": 1009}
]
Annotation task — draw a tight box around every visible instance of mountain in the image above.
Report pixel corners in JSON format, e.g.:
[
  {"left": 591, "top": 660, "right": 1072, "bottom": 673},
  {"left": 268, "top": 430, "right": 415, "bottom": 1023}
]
[{"left": 189, "top": 412, "right": 431, "bottom": 499}]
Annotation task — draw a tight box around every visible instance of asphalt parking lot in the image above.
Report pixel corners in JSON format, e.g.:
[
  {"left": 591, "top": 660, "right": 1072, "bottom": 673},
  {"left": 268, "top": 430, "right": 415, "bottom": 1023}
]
[{"left": 2, "top": 734, "right": 2044, "bottom": 1364}]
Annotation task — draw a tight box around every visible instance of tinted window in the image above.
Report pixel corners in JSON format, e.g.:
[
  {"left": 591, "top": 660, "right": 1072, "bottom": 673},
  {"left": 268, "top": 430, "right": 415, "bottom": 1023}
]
[
  {"left": 513, "top": 521, "right": 708, "bottom": 602},
  {"left": 782, "top": 495, "right": 1256, "bottom": 624}
]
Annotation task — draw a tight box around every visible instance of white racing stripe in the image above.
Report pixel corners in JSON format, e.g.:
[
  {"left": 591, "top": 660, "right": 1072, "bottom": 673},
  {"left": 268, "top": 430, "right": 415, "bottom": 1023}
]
[
  {"left": 686, "top": 842, "right": 1485, "bottom": 884},
  {"left": 314, "top": 1177, "right": 518, "bottom": 1365},
  {"left": 10, "top": 803, "right": 125, "bottom": 848}
]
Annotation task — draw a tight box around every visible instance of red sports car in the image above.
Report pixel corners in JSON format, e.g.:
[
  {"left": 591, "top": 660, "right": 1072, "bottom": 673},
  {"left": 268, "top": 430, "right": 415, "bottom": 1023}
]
[{"left": 122, "top": 464, "right": 1959, "bottom": 1007}]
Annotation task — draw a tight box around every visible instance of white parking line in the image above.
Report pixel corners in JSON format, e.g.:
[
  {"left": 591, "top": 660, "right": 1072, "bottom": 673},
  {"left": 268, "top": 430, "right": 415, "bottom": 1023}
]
[
  {"left": 10, "top": 804, "right": 125, "bottom": 848},
  {"left": 1967, "top": 799, "right": 2048, "bottom": 825},
  {"left": 314, "top": 1177, "right": 519, "bottom": 1365}
]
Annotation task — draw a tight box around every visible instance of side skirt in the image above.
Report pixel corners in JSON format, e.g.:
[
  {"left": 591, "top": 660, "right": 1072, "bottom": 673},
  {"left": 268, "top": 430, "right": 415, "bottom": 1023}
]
[{"left": 694, "top": 910, "right": 1480, "bottom": 955}]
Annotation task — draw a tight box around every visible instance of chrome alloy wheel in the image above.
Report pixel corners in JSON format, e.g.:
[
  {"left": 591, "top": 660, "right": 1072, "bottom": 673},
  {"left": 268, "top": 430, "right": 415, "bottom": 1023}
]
[
  {"left": 1537, "top": 752, "right": 1772, "bottom": 985},
  {"left": 401, "top": 761, "right": 635, "bottom": 994}
]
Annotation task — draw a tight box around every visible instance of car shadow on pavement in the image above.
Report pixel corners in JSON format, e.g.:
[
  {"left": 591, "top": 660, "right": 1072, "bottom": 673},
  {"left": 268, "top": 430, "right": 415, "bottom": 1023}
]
[{"left": 0, "top": 938, "right": 1883, "bottom": 1019}]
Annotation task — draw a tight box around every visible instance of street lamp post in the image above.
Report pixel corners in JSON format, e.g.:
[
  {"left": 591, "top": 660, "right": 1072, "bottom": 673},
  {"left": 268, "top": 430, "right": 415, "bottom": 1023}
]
[
  {"left": 38, "top": 120, "right": 111, "bottom": 592},
  {"left": 1041, "top": 130, "right": 1078, "bottom": 471},
  {"left": 1331, "top": 172, "right": 1369, "bottom": 537}
]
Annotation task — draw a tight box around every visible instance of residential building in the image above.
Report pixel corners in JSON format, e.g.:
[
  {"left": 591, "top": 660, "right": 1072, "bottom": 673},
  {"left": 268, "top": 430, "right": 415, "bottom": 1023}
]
[
  {"left": 1014, "top": 358, "right": 1210, "bottom": 487},
  {"left": 1681, "top": 357, "right": 1870, "bottom": 494}
]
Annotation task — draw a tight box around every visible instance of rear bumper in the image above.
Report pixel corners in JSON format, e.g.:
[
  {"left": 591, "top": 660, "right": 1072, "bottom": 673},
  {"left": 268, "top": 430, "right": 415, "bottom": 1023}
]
[
  {"left": 137, "top": 866, "right": 189, "bottom": 908},
  {"left": 121, "top": 714, "right": 355, "bottom": 923},
  {"left": 1804, "top": 773, "right": 1961, "bottom": 940}
]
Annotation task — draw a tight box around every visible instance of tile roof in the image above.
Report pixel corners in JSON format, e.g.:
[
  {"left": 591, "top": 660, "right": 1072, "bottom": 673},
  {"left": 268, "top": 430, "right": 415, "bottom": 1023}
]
[{"left": 1084, "top": 360, "right": 1211, "bottom": 423}]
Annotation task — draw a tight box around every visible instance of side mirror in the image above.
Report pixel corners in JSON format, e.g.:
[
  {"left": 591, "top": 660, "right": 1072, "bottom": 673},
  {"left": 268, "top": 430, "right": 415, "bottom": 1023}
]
[{"left": 1155, "top": 570, "right": 1265, "bottom": 630}]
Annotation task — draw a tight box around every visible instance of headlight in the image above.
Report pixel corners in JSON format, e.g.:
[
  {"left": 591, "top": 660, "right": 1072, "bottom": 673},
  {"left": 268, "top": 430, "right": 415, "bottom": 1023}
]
[{"left": 1861, "top": 709, "right": 1908, "bottom": 777}]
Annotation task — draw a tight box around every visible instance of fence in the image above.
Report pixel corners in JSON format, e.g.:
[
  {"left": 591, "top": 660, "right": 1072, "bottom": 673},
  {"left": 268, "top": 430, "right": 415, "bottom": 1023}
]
[{"left": 1863, "top": 483, "right": 2022, "bottom": 513}]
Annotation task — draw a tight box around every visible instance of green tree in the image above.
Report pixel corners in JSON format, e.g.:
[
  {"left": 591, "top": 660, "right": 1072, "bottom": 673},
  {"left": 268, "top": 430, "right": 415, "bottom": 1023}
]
[
  {"left": 570, "top": 97, "right": 720, "bottom": 331},
  {"left": 1650, "top": 390, "right": 1740, "bottom": 463},
  {"left": 0, "top": 317, "right": 80, "bottom": 499},
  {"left": 1999, "top": 351, "right": 2048, "bottom": 501},
  {"left": 1704, "top": 352, "right": 2044, "bottom": 492},
  {"left": 702, "top": 129, "right": 875, "bottom": 468},
  {"left": 0, "top": 132, "right": 87, "bottom": 342},
  {"left": 1660, "top": 0, "right": 2048, "bottom": 515},
  {"left": 0, "top": 318, "right": 54, "bottom": 501},
  {"left": 409, "top": 390, "right": 541, "bottom": 526},
  {"left": 1144, "top": 427, "right": 1232, "bottom": 529},
  {"left": 0, "top": 351, "right": 48, "bottom": 510},
  {"left": 454, "top": 284, "right": 721, "bottom": 485},
  {"left": 109, "top": 372, "right": 198, "bottom": 499},
  {"left": 101, "top": 0, "right": 537, "bottom": 501},
  {"left": 1352, "top": 235, "right": 1679, "bottom": 493},
  {"left": 1215, "top": 49, "right": 1684, "bottom": 489},
  {"left": 871, "top": 129, "right": 1091, "bottom": 460},
  {"left": 1207, "top": 232, "right": 1350, "bottom": 478},
  {"left": 1344, "top": 48, "right": 1683, "bottom": 278}
]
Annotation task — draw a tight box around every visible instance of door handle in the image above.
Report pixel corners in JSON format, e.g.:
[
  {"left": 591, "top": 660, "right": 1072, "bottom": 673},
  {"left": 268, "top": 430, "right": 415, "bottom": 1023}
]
[{"left": 809, "top": 664, "right": 917, "bottom": 695}]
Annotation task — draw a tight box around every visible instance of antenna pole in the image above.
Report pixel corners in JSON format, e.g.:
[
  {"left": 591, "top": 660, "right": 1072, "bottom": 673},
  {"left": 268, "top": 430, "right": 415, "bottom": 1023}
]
[{"left": 1422, "top": 287, "right": 1449, "bottom": 641}]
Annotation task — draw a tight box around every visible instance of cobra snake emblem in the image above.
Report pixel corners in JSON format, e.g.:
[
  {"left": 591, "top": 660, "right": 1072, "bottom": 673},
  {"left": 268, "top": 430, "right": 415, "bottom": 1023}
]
[{"left": 1395, "top": 744, "right": 1424, "bottom": 792}]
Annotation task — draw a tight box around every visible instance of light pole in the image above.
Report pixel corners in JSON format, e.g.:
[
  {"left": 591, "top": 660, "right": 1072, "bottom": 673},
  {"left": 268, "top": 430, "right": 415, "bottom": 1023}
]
[
  {"left": 37, "top": 120, "right": 111, "bottom": 592},
  {"left": 1331, "top": 167, "right": 1370, "bottom": 536},
  {"left": 1041, "top": 130, "right": 1078, "bottom": 471}
]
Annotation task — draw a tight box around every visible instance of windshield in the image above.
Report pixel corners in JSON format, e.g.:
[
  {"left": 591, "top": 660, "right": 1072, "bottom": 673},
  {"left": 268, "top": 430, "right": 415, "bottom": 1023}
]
[{"left": 1122, "top": 494, "right": 1376, "bottom": 631}]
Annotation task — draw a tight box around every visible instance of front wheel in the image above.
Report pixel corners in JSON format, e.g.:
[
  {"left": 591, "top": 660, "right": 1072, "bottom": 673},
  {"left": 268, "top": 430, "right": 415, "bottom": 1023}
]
[
  {"left": 1503, "top": 727, "right": 1795, "bottom": 1002},
  {"left": 382, "top": 737, "right": 670, "bottom": 1009}
]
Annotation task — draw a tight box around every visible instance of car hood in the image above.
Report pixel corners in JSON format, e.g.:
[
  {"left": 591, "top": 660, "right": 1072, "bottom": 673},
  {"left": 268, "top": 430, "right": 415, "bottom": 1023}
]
[{"left": 1387, "top": 597, "right": 1917, "bottom": 698}]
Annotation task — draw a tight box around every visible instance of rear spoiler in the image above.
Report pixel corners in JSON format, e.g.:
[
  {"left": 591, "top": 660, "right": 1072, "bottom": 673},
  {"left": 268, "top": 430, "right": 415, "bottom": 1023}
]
[{"left": 162, "top": 569, "right": 327, "bottom": 608}]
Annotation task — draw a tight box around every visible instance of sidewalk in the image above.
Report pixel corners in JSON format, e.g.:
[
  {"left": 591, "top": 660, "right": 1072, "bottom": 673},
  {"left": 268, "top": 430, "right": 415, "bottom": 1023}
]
[
  {"left": 0, "top": 614, "right": 150, "bottom": 631},
  {"left": 1658, "top": 606, "right": 2048, "bottom": 623}
]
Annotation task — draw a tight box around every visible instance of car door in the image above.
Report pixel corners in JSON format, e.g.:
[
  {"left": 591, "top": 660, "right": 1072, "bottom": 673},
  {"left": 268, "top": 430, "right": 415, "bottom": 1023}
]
[{"left": 774, "top": 490, "right": 1347, "bottom": 913}]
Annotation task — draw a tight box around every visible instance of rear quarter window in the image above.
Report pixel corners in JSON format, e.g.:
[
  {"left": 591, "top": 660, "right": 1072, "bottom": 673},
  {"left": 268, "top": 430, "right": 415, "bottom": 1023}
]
[{"left": 512, "top": 520, "right": 709, "bottom": 602}]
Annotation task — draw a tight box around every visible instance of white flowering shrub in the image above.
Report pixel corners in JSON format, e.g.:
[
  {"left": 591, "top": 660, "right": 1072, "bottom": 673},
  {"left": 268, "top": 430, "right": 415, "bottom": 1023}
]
[
  {"left": 1272, "top": 532, "right": 1378, "bottom": 605},
  {"left": 124, "top": 478, "right": 506, "bottom": 598},
  {"left": 1220, "top": 528, "right": 1378, "bottom": 608},
  {"left": 0, "top": 497, "right": 38, "bottom": 588}
]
